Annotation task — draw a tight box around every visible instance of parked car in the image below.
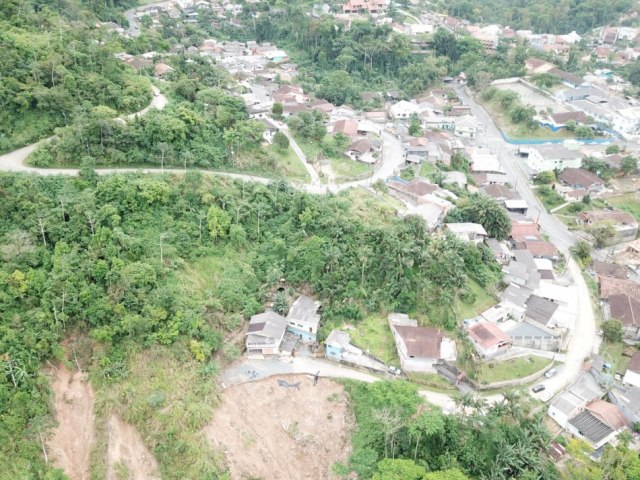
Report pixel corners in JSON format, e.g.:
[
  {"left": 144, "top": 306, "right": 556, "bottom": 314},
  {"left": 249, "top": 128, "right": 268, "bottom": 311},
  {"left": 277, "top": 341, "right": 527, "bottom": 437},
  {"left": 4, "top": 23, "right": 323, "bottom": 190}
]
[
  {"left": 532, "top": 384, "right": 546, "bottom": 393},
  {"left": 544, "top": 368, "right": 558, "bottom": 378}
]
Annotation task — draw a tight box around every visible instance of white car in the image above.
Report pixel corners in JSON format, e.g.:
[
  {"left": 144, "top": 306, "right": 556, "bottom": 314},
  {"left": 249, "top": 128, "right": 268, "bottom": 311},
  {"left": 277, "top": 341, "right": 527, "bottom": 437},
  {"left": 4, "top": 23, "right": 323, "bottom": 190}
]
[{"left": 544, "top": 368, "right": 558, "bottom": 378}]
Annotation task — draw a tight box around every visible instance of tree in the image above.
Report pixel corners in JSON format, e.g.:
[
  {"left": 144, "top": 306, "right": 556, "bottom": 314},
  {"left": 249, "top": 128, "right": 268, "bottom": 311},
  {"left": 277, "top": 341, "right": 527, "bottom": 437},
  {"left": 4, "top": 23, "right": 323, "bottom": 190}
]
[
  {"left": 273, "top": 290, "right": 289, "bottom": 314},
  {"left": 408, "top": 114, "right": 422, "bottom": 136},
  {"left": 621, "top": 156, "right": 638, "bottom": 175},
  {"left": 601, "top": 320, "right": 623, "bottom": 342},
  {"left": 272, "top": 102, "right": 283, "bottom": 118},
  {"left": 423, "top": 469, "right": 469, "bottom": 480},
  {"left": 372, "top": 458, "right": 427, "bottom": 480},
  {"left": 535, "top": 170, "right": 556, "bottom": 184},
  {"left": 606, "top": 144, "right": 620, "bottom": 154},
  {"left": 273, "top": 131, "right": 289, "bottom": 150},
  {"left": 589, "top": 221, "right": 615, "bottom": 247},
  {"left": 207, "top": 205, "right": 231, "bottom": 241},
  {"left": 570, "top": 241, "right": 591, "bottom": 267},
  {"left": 446, "top": 195, "right": 512, "bottom": 240}
]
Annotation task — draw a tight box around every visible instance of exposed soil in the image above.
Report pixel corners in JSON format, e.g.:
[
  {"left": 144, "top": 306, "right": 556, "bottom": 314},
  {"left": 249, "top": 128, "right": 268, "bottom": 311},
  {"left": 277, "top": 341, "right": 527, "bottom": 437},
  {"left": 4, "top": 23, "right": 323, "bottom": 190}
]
[
  {"left": 106, "top": 415, "right": 160, "bottom": 480},
  {"left": 47, "top": 364, "right": 95, "bottom": 480},
  {"left": 203, "top": 374, "right": 353, "bottom": 480}
]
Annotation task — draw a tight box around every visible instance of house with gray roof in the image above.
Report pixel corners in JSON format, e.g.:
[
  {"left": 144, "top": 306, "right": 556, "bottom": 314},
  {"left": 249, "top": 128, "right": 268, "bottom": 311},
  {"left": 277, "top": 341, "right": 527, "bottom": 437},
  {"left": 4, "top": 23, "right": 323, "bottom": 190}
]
[
  {"left": 566, "top": 400, "right": 630, "bottom": 449},
  {"left": 608, "top": 385, "right": 640, "bottom": 425},
  {"left": 245, "top": 311, "right": 289, "bottom": 355},
  {"left": 525, "top": 294, "right": 559, "bottom": 329},
  {"left": 548, "top": 372, "right": 603, "bottom": 428},
  {"left": 286, "top": 295, "right": 321, "bottom": 343}
]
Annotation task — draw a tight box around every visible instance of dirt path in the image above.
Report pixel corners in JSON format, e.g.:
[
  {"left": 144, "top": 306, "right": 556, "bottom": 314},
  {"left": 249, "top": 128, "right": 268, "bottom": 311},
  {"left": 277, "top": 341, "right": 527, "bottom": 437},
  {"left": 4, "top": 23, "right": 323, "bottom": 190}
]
[
  {"left": 204, "top": 374, "right": 352, "bottom": 480},
  {"left": 106, "top": 415, "right": 160, "bottom": 480},
  {"left": 47, "top": 364, "right": 95, "bottom": 480}
]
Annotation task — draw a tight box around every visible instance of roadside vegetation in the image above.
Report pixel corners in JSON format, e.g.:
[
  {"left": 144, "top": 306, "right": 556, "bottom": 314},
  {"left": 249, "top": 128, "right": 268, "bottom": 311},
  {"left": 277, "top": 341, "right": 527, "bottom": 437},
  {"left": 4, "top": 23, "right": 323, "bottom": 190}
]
[{"left": 476, "top": 356, "right": 552, "bottom": 384}]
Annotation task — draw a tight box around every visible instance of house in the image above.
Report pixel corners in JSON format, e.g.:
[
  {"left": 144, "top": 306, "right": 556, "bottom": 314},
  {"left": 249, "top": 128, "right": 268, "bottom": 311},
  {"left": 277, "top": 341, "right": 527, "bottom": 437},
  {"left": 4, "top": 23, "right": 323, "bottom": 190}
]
[
  {"left": 546, "top": 111, "right": 591, "bottom": 128},
  {"left": 566, "top": 400, "right": 630, "bottom": 449},
  {"left": 504, "top": 199, "right": 528, "bottom": 215},
  {"left": 445, "top": 223, "right": 488, "bottom": 244},
  {"left": 486, "top": 238, "right": 512, "bottom": 265},
  {"left": 403, "top": 198, "right": 453, "bottom": 230},
  {"left": 331, "top": 119, "right": 358, "bottom": 137},
  {"left": 623, "top": 352, "right": 640, "bottom": 387},
  {"left": 324, "top": 329, "right": 387, "bottom": 372},
  {"left": 470, "top": 152, "right": 504, "bottom": 174},
  {"left": 153, "top": 62, "right": 174, "bottom": 78},
  {"left": 510, "top": 222, "right": 542, "bottom": 243},
  {"left": 467, "top": 322, "right": 512, "bottom": 358},
  {"left": 526, "top": 145, "right": 583, "bottom": 172},
  {"left": 389, "top": 100, "right": 420, "bottom": 119},
  {"left": 548, "top": 372, "right": 604, "bottom": 428},
  {"left": 578, "top": 211, "right": 639, "bottom": 244},
  {"left": 442, "top": 171, "right": 468, "bottom": 189},
  {"left": 346, "top": 138, "right": 380, "bottom": 163},
  {"left": 245, "top": 311, "right": 289, "bottom": 355},
  {"left": 502, "top": 319, "right": 560, "bottom": 351},
  {"left": 525, "top": 294, "right": 559, "bottom": 329},
  {"left": 609, "top": 386, "right": 640, "bottom": 425},
  {"left": 388, "top": 313, "right": 456, "bottom": 372},
  {"left": 525, "top": 57, "right": 556, "bottom": 74},
  {"left": 605, "top": 293, "right": 640, "bottom": 340},
  {"left": 520, "top": 241, "right": 559, "bottom": 261},
  {"left": 548, "top": 67, "right": 584, "bottom": 88},
  {"left": 558, "top": 168, "right": 605, "bottom": 195},
  {"left": 592, "top": 260, "right": 627, "bottom": 279},
  {"left": 286, "top": 295, "right": 321, "bottom": 342},
  {"left": 387, "top": 178, "right": 438, "bottom": 204},
  {"left": 481, "top": 184, "right": 516, "bottom": 202},
  {"left": 258, "top": 118, "right": 279, "bottom": 143},
  {"left": 454, "top": 115, "right": 478, "bottom": 139}
]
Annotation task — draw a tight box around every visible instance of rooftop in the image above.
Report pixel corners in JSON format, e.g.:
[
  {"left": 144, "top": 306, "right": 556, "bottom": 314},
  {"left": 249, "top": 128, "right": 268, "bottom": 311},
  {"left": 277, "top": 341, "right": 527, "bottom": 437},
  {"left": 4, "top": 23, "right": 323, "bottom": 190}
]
[
  {"left": 393, "top": 325, "right": 442, "bottom": 359},
  {"left": 287, "top": 295, "right": 321, "bottom": 329},
  {"left": 559, "top": 168, "right": 605, "bottom": 188},
  {"left": 628, "top": 351, "right": 640, "bottom": 373},
  {"left": 526, "top": 294, "right": 559, "bottom": 326},
  {"left": 597, "top": 275, "right": 640, "bottom": 299},
  {"left": 593, "top": 260, "right": 627, "bottom": 279},
  {"left": 468, "top": 322, "right": 511, "bottom": 349}
]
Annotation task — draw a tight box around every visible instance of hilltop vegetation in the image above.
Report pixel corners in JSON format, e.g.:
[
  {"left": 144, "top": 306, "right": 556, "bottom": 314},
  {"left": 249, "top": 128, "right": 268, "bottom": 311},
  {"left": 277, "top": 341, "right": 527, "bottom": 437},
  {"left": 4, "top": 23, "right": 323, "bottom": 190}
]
[{"left": 0, "top": 0, "right": 152, "bottom": 153}]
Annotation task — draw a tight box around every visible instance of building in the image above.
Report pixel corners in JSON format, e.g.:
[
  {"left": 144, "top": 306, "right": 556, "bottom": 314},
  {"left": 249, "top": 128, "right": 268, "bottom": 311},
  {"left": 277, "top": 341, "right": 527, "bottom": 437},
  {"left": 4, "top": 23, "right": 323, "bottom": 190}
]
[
  {"left": 605, "top": 293, "right": 640, "bottom": 340},
  {"left": 525, "top": 57, "right": 556, "bottom": 74},
  {"left": 566, "top": 400, "right": 630, "bottom": 449},
  {"left": 445, "top": 223, "right": 488, "bottom": 244},
  {"left": 286, "top": 295, "right": 321, "bottom": 342},
  {"left": 578, "top": 211, "right": 639, "bottom": 244},
  {"left": 622, "top": 352, "right": 640, "bottom": 388},
  {"left": 548, "top": 373, "right": 604, "bottom": 428},
  {"left": 467, "top": 322, "right": 512, "bottom": 358},
  {"left": 526, "top": 145, "right": 582, "bottom": 172},
  {"left": 245, "top": 311, "right": 289, "bottom": 355},
  {"left": 346, "top": 138, "right": 380, "bottom": 163},
  {"left": 597, "top": 275, "right": 640, "bottom": 300},
  {"left": 387, "top": 178, "right": 438, "bottom": 204},
  {"left": 258, "top": 118, "right": 279, "bottom": 143},
  {"left": 454, "top": 115, "right": 478, "bottom": 138},
  {"left": 388, "top": 313, "right": 456, "bottom": 372},
  {"left": 558, "top": 168, "right": 605, "bottom": 194},
  {"left": 592, "top": 260, "right": 627, "bottom": 279},
  {"left": 331, "top": 119, "right": 358, "bottom": 137},
  {"left": 608, "top": 386, "right": 640, "bottom": 425},
  {"left": 389, "top": 100, "right": 420, "bottom": 119},
  {"left": 324, "top": 329, "right": 387, "bottom": 372}
]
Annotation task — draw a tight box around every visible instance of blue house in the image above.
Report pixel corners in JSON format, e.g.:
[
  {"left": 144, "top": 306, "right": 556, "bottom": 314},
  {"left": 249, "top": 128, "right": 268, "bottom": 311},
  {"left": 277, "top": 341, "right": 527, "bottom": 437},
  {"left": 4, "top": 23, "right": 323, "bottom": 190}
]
[
  {"left": 286, "top": 295, "right": 321, "bottom": 342},
  {"left": 325, "top": 329, "right": 350, "bottom": 361}
]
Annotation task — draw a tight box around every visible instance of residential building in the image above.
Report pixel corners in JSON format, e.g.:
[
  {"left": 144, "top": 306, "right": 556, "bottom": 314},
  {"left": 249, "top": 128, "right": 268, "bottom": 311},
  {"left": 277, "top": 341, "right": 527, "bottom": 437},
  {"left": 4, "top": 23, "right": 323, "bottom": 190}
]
[
  {"left": 592, "top": 260, "right": 627, "bottom": 279},
  {"left": 258, "top": 118, "right": 279, "bottom": 143},
  {"left": 346, "top": 138, "right": 380, "bottom": 163},
  {"left": 578, "top": 211, "right": 639, "bottom": 244},
  {"left": 525, "top": 57, "right": 556, "bottom": 74},
  {"left": 286, "top": 295, "right": 321, "bottom": 342},
  {"left": 387, "top": 178, "right": 438, "bottom": 204},
  {"left": 453, "top": 115, "right": 478, "bottom": 138},
  {"left": 558, "top": 168, "right": 605, "bottom": 194},
  {"left": 481, "top": 184, "right": 516, "bottom": 202},
  {"left": 566, "top": 400, "right": 630, "bottom": 449},
  {"left": 389, "top": 100, "right": 420, "bottom": 119},
  {"left": 526, "top": 145, "right": 582, "bottom": 172},
  {"left": 403, "top": 197, "right": 454, "bottom": 230},
  {"left": 445, "top": 223, "right": 488, "bottom": 244},
  {"left": 245, "top": 311, "right": 288, "bottom": 355},
  {"left": 388, "top": 313, "right": 456, "bottom": 372},
  {"left": 597, "top": 275, "right": 640, "bottom": 299},
  {"left": 331, "top": 119, "right": 358, "bottom": 137},
  {"left": 504, "top": 199, "right": 528, "bottom": 215},
  {"left": 608, "top": 386, "right": 640, "bottom": 425},
  {"left": 467, "top": 321, "right": 512, "bottom": 358},
  {"left": 546, "top": 111, "right": 591, "bottom": 129},
  {"left": 605, "top": 293, "right": 640, "bottom": 340},
  {"left": 486, "top": 238, "right": 512, "bottom": 265},
  {"left": 622, "top": 352, "right": 640, "bottom": 388},
  {"left": 548, "top": 373, "right": 604, "bottom": 428},
  {"left": 502, "top": 320, "right": 560, "bottom": 351}
]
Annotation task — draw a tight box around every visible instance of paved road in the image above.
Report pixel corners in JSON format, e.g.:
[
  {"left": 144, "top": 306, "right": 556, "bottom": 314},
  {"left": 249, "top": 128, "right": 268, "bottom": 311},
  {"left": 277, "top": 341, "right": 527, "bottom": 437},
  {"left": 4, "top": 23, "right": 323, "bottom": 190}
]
[
  {"left": 455, "top": 85, "right": 598, "bottom": 398},
  {"left": 0, "top": 87, "right": 167, "bottom": 174},
  {"left": 222, "top": 355, "right": 503, "bottom": 413}
]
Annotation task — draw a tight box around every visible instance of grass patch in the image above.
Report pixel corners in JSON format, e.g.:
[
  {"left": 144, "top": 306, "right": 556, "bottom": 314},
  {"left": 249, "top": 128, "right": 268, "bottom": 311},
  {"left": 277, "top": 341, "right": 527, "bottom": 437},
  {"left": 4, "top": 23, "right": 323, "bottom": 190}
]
[
  {"left": 346, "top": 316, "right": 399, "bottom": 365},
  {"left": 92, "top": 345, "right": 223, "bottom": 479},
  {"left": 341, "top": 189, "right": 404, "bottom": 227},
  {"left": 477, "top": 356, "right": 552, "bottom": 384},
  {"left": 535, "top": 185, "right": 566, "bottom": 211},
  {"left": 607, "top": 193, "right": 640, "bottom": 221},
  {"left": 600, "top": 341, "right": 626, "bottom": 375},
  {"left": 454, "top": 280, "right": 497, "bottom": 321},
  {"left": 406, "top": 372, "right": 457, "bottom": 391},
  {"left": 328, "top": 156, "right": 374, "bottom": 182},
  {"left": 418, "top": 162, "right": 439, "bottom": 178},
  {"left": 479, "top": 98, "right": 575, "bottom": 140},
  {"left": 266, "top": 144, "right": 311, "bottom": 183}
]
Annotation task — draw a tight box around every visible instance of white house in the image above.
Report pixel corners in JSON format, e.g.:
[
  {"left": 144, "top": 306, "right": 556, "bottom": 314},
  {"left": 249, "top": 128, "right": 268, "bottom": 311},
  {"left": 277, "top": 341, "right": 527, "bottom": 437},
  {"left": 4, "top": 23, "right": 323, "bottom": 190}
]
[
  {"left": 286, "top": 295, "right": 321, "bottom": 343},
  {"left": 548, "top": 373, "right": 603, "bottom": 428},
  {"left": 454, "top": 115, "right": 478, "bottom": 138},
  {"left": 445, "top": 223, "right": 488, "bottom": 244},
  {"left": 389, "top": 100, "right": 420, "bottom": 119},
  {"left": 525, "top": 144, "right": 583, "bottom": 172},
  {"left": 565, "top": 400, "right": 630, "bottom": 449},
  {"left": 245, "top": 311, "right": 288, "bottom": 355},
  {"left": 466, "top": 321, "right": 512, "bottom": 357},
  {"left": 388, "top": 313, "right": 456, "bottom": 373},
  {"left": 623, "top": 352, "right": 640, "bottom": 388}
]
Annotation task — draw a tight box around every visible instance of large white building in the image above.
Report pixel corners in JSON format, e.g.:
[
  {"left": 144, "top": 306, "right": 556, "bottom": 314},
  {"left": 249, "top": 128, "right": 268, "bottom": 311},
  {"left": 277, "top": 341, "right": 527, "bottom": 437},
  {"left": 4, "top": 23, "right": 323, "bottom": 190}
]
[{"left": 525, "top": 144, "right": 582, "bottom": 172}]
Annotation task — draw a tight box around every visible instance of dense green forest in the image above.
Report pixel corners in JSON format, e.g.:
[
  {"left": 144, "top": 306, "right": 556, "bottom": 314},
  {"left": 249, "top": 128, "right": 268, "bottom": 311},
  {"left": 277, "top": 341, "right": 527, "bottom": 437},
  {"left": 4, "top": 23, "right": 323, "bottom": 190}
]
[
  {"left": 435, "top": 0, "right": 634, "bottom": 34},
  {"left": 0, "top": 171, "right": 501, "bottom": 477},
  {"left": 0, "top": 0, "right": 151, "bottom": 153}
]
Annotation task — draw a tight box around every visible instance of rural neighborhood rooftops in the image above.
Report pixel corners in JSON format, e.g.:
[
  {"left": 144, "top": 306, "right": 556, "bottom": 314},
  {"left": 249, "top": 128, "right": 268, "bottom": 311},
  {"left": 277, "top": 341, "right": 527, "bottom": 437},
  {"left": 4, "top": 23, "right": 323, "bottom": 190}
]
[
  {"left": 392, "top": 325, "right": 442, "bottom": 358},
  {"left": 593, "top": 260, "right": 627, "bottom": 279},
  {"left": 325, "top": 329, "right": 351, "bottom": 349},
  {"left": 521, "top": 240, "right": 558, "bottom": 258},
  {"left": 481, "top": 183, "right": 516, "bottom": 200},
  {"left": 559, "top": 168, "right": 605, "bottom": 188},
  {"left": 511, "top": 222, "right": 541, "bottom": 242},
  {"left": 446, "top": 223, "right": 487, "bottom": 236},
  {"left": 598, "top": 275, "right": 640, "bottom": 299},
  {"left": 331, "top": 119, "right": 358, "bottom": 136},
  {"left": 549, "top": 111, "right": 591, "bottom": 125},
  {"left": 347, "top": 138, "right": 379, "bottom": 154},
  {"left": 286, "top": 295, "right": 321, "bottom": 330},
  {"left": 388, "top": 178, "right": 438, "bottom": 197},
  {"left": 467, "top": 322, "right": 511, "bottom": 349},
  {"left": 525, "top": 294, "right": 558, "bottom": 326},
  {"left": 587, "top": 399, "right": 629, "bottom": 429},
  {"left": 530, "top": 144, "right": 583, "bottom": 160},
  {"left": 550, "top": 373, "right": 604, "bottom": 417}
]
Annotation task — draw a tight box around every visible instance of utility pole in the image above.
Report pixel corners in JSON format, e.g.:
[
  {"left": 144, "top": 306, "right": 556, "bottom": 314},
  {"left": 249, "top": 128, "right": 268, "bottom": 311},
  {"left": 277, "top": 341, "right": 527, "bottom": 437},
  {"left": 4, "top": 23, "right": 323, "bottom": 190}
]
[{"left": 157, "top": 232, "right": 168, "bottom": 266}]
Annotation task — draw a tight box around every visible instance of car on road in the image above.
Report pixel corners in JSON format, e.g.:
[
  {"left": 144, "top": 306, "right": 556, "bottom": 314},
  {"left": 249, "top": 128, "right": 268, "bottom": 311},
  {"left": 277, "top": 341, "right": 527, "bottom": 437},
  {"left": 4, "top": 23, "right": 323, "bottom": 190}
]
[
  {"left": 532, "top": 384, "right": 546, "bottom": 393},
  {"left": 544, "top": 368, "right": 558, "bottom": 378}
]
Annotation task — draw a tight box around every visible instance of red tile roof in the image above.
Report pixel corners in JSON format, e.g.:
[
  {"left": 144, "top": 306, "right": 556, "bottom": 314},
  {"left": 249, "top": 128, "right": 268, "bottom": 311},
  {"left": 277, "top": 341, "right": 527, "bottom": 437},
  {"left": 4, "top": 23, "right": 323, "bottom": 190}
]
[
  {"left": 597, "top": 275, "right": 640, "bottom": 299},
  {"left": 627, "top": 351, "right": 640, "bottom": 373},
  {"left": 586, "top": 400, "right": 630, "bottom": 430},
  {"left": 511, "top": 222, "right": 541, "bottom": 242},
  {"left": 393, "top": 325, "right": 442, "bottom": 358},
  {"left": 468, "top": 322, "right": 510, "bottom": 349},
  {"left": 522, "top": 241, "right": 558, "bottom": 257}
]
